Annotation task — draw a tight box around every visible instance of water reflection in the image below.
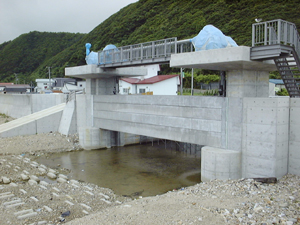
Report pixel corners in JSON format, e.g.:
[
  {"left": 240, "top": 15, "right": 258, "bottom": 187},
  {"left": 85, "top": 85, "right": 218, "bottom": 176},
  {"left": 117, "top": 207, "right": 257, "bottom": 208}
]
[{"left": 37, "top": 144, "right": 201, "bottom": 197}]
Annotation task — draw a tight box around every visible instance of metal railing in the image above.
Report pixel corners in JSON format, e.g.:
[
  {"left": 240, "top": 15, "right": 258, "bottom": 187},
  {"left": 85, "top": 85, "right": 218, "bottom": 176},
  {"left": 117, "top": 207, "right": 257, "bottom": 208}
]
[
  {"left": 66, "top": 91, "right": 76, "bottom": 102},
  {"left": 98, "top": 38, "right": 194, "bottom": 66},
  {"left": 252, "top": 19, "right": 300, "bottom": 56}
]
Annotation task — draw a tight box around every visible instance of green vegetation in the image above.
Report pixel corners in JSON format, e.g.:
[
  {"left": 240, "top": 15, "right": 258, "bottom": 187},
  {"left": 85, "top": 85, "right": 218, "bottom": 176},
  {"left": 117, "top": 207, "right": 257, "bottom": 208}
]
[
  {"left": 277, "top": 88, "right": 289, "bottom": 96},
  {"left": 0, "top": 113, "right": 9, "bottom": 118},
  {"left": 0, "top": 32, "right": 85, "bottom": 83},
  {"left": 0, "top": 0, "right": 300, "bottom": 84}
]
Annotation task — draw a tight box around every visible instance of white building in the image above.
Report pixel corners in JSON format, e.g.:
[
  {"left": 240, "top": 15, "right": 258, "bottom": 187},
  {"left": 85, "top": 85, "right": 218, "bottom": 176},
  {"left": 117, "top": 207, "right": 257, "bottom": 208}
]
[
  {"left": 118, "top": 64, "right": 179, "bottom": 95},
  {"left": 35, "top": 78, "right": 86, "bottom": 93},
  {"left": 119, "top": 75, "right": 179, "bottom": 95},
  {"left": 35, "top": 79, "right": 54, "bottom": 92}
]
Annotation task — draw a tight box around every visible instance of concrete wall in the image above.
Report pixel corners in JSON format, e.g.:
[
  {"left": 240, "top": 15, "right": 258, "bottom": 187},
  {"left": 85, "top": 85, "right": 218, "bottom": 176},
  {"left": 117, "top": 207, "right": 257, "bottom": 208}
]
[
  {"left": 88, "top": 95, "right": 294, "bottom": 179},
  {"left": 0, "top": 94, "right": 65, "bottom": 118},
  {"left": 92, "top": 95, "right": 226, "bottom": 148},
  {"left": 241, "top": 97, "right": 290, "bottom": 178},
  {"left": 289, "top": 98, "right": 300, "bottom": 176},
  {"left": 0, "top": 103, "right": 65, "bottom": 138}
]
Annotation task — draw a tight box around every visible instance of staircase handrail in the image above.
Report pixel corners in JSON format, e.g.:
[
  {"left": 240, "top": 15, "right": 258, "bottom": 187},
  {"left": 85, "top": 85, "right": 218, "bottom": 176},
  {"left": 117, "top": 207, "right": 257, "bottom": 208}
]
[{"left": 252, "top": 19, "right": 300, "bottom": 58}]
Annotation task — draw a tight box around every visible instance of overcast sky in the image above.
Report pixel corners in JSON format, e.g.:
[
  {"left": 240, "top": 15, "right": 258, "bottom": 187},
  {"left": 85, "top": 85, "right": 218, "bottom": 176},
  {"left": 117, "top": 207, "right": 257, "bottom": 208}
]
[{"left": 0, "top": 0, "right": 137, "bottom": 44}]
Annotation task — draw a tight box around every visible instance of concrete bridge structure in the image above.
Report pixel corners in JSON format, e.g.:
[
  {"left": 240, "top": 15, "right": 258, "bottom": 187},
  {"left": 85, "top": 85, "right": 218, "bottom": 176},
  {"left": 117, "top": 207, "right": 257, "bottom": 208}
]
[
  {"left": 66, "top": 41, "right": 300, "bottom": 181},
  {"left": 0, "top": 19, "right": 296, "bottom": 182},
  {"left": 66, "top": 20, "right": 300, "bottom": 181}
]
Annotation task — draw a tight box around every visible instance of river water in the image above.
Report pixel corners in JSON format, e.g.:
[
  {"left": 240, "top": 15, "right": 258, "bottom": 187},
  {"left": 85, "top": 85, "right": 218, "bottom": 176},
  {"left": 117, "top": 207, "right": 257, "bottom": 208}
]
[{"left": 37, "top": 143, "right": 201, "bottom": 198}]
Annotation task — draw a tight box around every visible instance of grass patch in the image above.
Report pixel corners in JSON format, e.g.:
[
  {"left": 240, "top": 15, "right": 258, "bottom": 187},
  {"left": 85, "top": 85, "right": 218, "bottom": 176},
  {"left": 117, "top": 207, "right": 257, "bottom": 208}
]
[{"left": 0, "top": 113, "right": 9, "bottom": 118}]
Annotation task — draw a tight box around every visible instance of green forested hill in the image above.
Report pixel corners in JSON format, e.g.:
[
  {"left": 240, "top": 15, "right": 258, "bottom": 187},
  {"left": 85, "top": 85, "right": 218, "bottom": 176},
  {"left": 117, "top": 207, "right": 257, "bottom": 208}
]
[
  {"left": 1, "top": 0, "right": 300, "bottom": 83},
  {"left": 0, "top": 32, "right": 85, "bottom": 82}
]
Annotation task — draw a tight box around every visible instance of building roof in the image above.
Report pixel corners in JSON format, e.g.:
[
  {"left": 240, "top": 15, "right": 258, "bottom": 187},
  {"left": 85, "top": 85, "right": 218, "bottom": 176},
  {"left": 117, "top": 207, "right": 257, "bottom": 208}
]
[
  {"left": 0, "top": 83, "right": 14, "bottom": 87},
  {"left": 269, "top": 79, "right": 284, "bottom": 85},
  {"left": 121, "top": 75, "right": 179, "bottom": 84},
  {"left": 5, "top": 84, "right": 31, "bottom": 88},
  {"left": 4, "top": 84, "right": 30, "bottom": 92}
]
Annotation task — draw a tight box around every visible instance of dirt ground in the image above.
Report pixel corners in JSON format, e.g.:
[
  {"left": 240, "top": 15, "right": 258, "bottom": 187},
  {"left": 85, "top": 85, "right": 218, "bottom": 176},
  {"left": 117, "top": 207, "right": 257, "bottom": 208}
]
[{"left": 0, "top": 115, "right": 299, "bottom": 225}]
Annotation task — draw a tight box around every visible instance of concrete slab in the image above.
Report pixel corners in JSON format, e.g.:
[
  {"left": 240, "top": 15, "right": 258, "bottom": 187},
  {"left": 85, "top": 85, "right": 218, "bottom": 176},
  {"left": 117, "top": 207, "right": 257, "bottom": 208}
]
[
  {"left": 0, "top": 103, "right": 65, "bottom": 138},
  {"left": 170, "top": 46, "right": 277, "bottom": 71},
  {"left": 65, "top": 64, "right": 147, "bottom": 79}
]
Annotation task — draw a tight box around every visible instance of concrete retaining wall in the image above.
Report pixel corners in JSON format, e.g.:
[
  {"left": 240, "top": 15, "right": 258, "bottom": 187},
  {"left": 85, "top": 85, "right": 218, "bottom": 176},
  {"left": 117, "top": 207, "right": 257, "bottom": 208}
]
[
  {"left": 241, "top": 97, "right": 290, "bottom": 178},
  {"left": 0, "top": 94, "right": 65, "bottom": 118},
  {"left": 289, "top": 98, "right": 300, "bottom": 176}
]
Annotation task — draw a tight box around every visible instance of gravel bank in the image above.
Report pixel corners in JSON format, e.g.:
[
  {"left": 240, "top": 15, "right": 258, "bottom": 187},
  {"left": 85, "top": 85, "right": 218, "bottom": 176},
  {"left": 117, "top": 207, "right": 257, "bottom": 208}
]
[{"left": 0, "top": 114, "right": 299, "bottom": 224}]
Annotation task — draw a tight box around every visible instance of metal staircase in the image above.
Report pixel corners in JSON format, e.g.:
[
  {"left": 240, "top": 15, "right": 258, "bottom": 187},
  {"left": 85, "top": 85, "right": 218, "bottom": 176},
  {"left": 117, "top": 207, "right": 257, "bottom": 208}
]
[
  {"left": 274, "top": 48, "right": 300, "bottom": 97},
  {"left": 251, "top": 19, "right": 300, "bottom": 97}
]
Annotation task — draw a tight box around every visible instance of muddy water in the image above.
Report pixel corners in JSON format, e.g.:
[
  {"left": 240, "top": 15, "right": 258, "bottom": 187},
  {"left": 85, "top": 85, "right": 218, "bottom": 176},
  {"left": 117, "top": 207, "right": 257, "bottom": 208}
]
[{"left": 37, "top": 144, "right": 201, "bottom": 198}]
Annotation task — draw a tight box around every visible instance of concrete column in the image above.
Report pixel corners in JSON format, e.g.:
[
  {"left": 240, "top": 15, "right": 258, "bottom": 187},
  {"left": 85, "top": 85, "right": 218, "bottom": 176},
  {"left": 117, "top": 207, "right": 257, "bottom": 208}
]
[
  {"left": 97, "top": 78, "right": 116, "bottom": 95},
  {"left": 201, "top": 146, "right": 241, "bottom": 181},
  {"left": 79, "top": 127, "right": 111, "bottom": 150},
  {"left": 289, "top": 99, "right": 300, "bottom": 176},
  {"left": 226, "top": 70, "right": 269, "bottom": 97}
]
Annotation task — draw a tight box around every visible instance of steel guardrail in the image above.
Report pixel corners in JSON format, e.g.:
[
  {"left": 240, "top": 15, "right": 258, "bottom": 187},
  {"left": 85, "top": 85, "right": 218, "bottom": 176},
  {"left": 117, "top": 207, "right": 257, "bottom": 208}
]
[
  {"left": 98, "top": 38, "right": 193, "bottom": 66},
  {"left": 252, "top": 19, "right": 300, "bottom": 57}
]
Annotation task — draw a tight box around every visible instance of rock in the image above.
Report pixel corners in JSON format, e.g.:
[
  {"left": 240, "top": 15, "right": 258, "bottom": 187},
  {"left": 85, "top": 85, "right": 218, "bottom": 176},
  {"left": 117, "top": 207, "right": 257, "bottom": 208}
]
[
  {"left": 48, "top": 169, "right": 57, "bottom": 174},
  {"left": 28, "top": 179, "right": 38, "bottom": 185},
  {"left": 279, "top": 202, "right": 289, "bottom": 208},
  {"left": 253, "top": 177, "right": 277, "bottom": 184},
  {"left": 29, "top": 175, "right": 39, "bottom": 182},
  {"left": 39, "top": 164, "right": 47, "bottom": 169},
  {"left": 57, "top": 177, "right": 67, "bottom": 183},
  {"left": 70, "top": 179, "right": 79, "bottom": 184},
  {"left": 2, "top": 177, "right": 11, "bottom": 184},
  {"left": 289, "top": 196, "right": 295, "bottom": 201},
  {"left": 47, "top": 172, "right": 56, "bottom": 179},
  {"left": 58, "top": 174, "right": 68, "bottom": 180},
  {"left": 40, "top": 181, "right": 48, "bottom": 186},
  {"left": 20, "top": 174, "right": 29, "bottom": 180},
  {"left": 253, "top": 206, "right": 263, "bottom": 212},
  {"left": 38, "top": 168, "right": 46, "bottom": 174}
]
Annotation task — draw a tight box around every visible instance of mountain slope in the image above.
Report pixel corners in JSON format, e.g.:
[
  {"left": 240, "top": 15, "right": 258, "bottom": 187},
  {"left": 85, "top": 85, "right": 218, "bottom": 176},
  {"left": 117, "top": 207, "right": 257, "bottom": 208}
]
[
  {"left": 1, "top": 0, "right": 300, "bottom": 83},
  {"left": 0, "top": 31, "right": 85, "bottom": 82}
]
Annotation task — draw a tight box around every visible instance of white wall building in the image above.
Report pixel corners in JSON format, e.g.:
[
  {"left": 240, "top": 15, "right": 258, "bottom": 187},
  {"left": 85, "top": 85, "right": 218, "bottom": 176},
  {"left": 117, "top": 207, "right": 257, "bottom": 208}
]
[
  {"left": 119, "top": 75, "right": 179, "bottom": 95},
  {"left": 35, "top": 79, "right": 54, "bottom": 92},
  {"left": 118, "top": 64, "right": 179, "bottom": 95},
  {"left": 35, "top": 78, "right": 86, "bottom": 93}
]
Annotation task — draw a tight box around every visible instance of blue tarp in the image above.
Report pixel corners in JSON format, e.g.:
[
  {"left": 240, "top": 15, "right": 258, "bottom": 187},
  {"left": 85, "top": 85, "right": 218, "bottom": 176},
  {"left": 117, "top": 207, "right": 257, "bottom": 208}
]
[
  {"left": 99, "top": 44, "right": 119, "bottom": 64},
  {"left": 190, "top": 25, "right": 238, "bottom": 51},
  {"left": 85, "top": 43, "right": 119, "bottom": 65},
  {"left": 85, "top": 43, "right": 98, "bottom": 65}
]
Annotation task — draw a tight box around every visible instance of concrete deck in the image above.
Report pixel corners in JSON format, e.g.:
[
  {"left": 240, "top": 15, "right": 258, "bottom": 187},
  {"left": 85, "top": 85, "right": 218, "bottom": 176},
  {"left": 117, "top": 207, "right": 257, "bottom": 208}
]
[
  {"left": 65, "top": 64, "right": 148, "bottom": 79},
  {"left": 170, "top": 46, "right": 277, "bottom": 71}
]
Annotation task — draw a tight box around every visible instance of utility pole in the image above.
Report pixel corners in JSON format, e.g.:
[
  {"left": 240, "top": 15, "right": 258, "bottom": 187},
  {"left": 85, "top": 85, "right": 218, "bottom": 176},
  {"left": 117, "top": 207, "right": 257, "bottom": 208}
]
[
  {"left": 14, "top": 73, "right": 18, "bottom": 84},
  {"left": 46, "top": 67, "right": 51, "bottom": 90},
  {"left": 180, "top": 68, "right": 183, "bottom": 95},
  {"left": 191, "top": 68, "right": 194, "bottom": 96}
]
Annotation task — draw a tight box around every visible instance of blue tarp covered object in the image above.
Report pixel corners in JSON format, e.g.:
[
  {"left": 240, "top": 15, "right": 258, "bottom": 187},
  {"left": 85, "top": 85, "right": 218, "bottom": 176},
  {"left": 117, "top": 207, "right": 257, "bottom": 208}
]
[
  {"left": 85, "top": 43, "right": 98, "bottom": 65},
  {"left": 190, "top": 25, "right": 238, "bottom": 51},
  {"left": 99, "top": 44, "right": 119, "bottom": 64}
]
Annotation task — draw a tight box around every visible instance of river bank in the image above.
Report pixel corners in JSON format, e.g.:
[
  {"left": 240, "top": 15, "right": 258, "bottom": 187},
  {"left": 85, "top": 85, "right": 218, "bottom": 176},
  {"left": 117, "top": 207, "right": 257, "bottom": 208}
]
[{"left": 0, "top": 116, "right": 299, "bottom": 224}]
